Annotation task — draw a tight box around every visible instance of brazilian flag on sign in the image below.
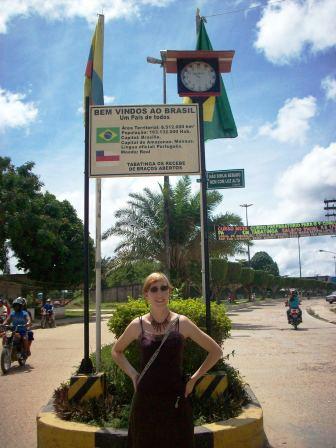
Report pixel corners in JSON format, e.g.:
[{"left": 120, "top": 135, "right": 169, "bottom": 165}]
[{"left": 96, "top": 127, "right": 120, "bottom": 143}]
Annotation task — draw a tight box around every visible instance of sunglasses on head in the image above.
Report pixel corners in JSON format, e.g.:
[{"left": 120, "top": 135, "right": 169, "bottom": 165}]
[{"left": 148, "top": 285, "right": 169, "bottom": 293}]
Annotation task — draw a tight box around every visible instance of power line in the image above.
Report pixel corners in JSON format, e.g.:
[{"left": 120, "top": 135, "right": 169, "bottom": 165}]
[{"left": 204, "top": 0, "right": 288, "bottom": 18}]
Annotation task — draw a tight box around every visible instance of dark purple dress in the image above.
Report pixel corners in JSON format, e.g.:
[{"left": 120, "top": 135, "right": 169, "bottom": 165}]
[{"left": 127, "top": 316, "right": 194, "bottom": 448}]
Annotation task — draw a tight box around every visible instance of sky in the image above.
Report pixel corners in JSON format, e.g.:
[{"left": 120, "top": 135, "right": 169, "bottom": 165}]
[{"left": 0, "top": 0, "right": 336, "bottom": 278}]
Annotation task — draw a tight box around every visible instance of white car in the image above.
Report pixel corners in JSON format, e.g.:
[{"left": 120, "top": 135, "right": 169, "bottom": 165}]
[{"left": 326, "top": 291, "right": 336, "bottom": 304}]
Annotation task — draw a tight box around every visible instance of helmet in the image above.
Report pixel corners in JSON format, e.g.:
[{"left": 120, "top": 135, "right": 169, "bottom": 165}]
[
  {"left": 46, "top": 299, "right": 51, "bottom": 302},
  {"left": 13, "top": 298, "right": 24, "bottom": 307}
]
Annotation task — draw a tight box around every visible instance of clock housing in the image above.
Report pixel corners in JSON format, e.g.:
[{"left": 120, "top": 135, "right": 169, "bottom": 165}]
[{"left": 177, "top": 58, "right": 221, "bottom": 97}]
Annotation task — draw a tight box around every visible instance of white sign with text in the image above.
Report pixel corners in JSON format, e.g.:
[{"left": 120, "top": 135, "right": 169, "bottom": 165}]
[{"left": 89, "top": 104, "right": 200, "bottom": 177}]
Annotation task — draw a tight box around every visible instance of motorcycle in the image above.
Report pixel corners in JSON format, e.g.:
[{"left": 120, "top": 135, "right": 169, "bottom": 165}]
[
  {"left": 1, "top": 324, "right": 27, "bottom": 374},
  {"left": 288, "top": 308, "right": 302, "bottom": 330},
  {"left": 41, "top": 309, "right": 56, "bottom": 328}
]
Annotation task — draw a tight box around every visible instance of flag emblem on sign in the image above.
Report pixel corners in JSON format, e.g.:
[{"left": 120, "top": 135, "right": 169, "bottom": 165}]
[
  {"left": 97, "top": 127, "right": 120, "bottom": 143},
  {"left": 96, "top": 150, "right": 120, "bottom": 165}
]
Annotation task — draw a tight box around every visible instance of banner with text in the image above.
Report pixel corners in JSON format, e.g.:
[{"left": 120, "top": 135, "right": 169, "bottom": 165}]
[
  {"left": 215, "top": 221, "right": 336, "bottom": 241},
  {"left": 89, "top": 104, "right": 200, "bottom": 177}
]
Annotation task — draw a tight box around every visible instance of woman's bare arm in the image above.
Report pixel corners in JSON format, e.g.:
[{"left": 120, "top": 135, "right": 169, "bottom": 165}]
[
  {"left": 181, "top": 316, "right": 223, "bottom": 397},
  {"left": 111, "top": 318, "right": 141, "bottom": 387}
]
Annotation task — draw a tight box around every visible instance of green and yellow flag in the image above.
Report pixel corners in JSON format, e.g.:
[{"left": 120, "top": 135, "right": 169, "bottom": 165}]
[{"left": 184, "top": 18, "right": 237, "bottom": 140}]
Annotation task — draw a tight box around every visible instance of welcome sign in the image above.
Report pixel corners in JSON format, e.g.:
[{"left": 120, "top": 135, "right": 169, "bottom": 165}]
[{"left": 89, "top": 104, "right": 201, "bottom": 177}]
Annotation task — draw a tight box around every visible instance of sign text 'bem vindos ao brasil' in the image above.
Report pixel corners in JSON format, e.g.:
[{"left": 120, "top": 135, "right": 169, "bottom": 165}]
[
  {"left": 89, "top": 104, "right": 201, "bottom": 177},
  {"left": 215, "top": 221, "right": 336, "bottom": 241}
]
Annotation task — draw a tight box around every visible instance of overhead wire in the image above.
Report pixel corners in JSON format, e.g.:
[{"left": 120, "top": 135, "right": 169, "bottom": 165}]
[{"left": 204, "top": 0, "right": 289, "bottom": 18}]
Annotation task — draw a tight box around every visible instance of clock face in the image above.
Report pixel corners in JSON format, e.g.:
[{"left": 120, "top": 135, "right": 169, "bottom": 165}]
[{"left": 180, "top": 61, "right": 217, "bottom": 92}]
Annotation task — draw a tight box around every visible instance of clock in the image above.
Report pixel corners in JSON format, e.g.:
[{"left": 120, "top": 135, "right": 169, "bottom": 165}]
[
  {"left": 177, "top": 58, "right": 221, "bottom": 97},
  {"left": 181, "top": 61, "right": 216, "bottom": 92}
]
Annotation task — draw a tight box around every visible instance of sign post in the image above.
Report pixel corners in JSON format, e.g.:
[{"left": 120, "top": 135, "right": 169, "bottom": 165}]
[{"left": 163, "top": 49, "right": 235, "bottom": 335}]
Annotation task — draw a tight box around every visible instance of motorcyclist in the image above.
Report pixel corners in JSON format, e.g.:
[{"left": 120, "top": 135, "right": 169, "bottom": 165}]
[
  {"left": 3, "top": 297, "right": 31, "bottom": 358},
  {"left": 21, "top": 298, "right": 34, "bottom": 356},
  {"left": 41, "top": 298, "right": 55, "bottom": 325},
  {"left": 286, "top": 289, "right": 302, "bottom": 322},
  {"left": 42, "top": 298, "right": 54, "bottom": 313}
]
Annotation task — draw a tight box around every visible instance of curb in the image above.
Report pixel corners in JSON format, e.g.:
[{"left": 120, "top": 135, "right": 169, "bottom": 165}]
[
  {"left": 37, "top": 385, "right": 266, "bottom": 448},
  {"left": 306, "top": 307, "right": 336, "bottom": 325}
]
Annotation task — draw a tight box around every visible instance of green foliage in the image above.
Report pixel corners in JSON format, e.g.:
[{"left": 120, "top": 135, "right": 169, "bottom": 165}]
[
  {"left": 107, "top": 298, "right": 231, "bottom": 404},
  {"left": 102, "top": 176, "right": 245, "bottom": 289},
  {"left": 250, "top": 251, "right": 279, "bottom": 276},
  {"left": 227, "top": 262, "right": 242, "bottom": 283},
  {"left": 240, "top": 267, "right": 254, "bottom": 286},
  {"left": 0, "top": 157, "right": 94, "bottom": 285},
  {"left": 192, "top": 359, "right": 249, "bottom": 424},
  {"left": 105, "top": 259, "right": 160, "bottom": 288},
  {"left": 210, "top": 258, "right": 228, "bottom": 300}
]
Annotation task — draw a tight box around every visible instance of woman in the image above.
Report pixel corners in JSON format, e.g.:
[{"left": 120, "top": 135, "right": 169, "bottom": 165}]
[{"left": 112, "top": 272, "right": 223, "bottom": 448}]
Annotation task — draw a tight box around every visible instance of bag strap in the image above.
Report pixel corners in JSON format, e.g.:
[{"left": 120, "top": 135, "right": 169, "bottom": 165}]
[{"left": 137, "top": 315, "right": 179, "bottom": 385}]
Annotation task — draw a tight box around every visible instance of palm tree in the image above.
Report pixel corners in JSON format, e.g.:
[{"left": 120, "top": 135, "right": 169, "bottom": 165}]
[{"left": 103, "top": 176, "right": 245, "bottom": 288}]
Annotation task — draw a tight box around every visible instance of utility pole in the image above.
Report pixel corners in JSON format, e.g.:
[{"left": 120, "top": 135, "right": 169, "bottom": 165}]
[{"left": 240, "top": 203, "right": 253, "bottom": 266}]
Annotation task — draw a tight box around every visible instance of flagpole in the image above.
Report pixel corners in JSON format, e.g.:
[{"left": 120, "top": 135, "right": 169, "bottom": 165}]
[
  {"left": 79, "top": 95, "right": 94, "bottom": 374},
  {"left": 195, "top": 10, "right": 211, "bottom": 335},
  {"left": 95, "top": 13, "right": 104, "bottom": 373},
  {"left": 95, "top": 178, "right": 102, "bottom": 371}
]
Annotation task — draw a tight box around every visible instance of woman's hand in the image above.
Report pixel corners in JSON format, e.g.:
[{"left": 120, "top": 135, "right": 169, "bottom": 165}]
[{"left": 184, "top": 377, "right": 197, "bottom": 398}]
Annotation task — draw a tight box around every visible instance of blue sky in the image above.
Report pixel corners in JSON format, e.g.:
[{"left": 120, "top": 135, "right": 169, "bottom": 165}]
[{"left": 1, "top": 0, "right": 336, "bottom": 278}]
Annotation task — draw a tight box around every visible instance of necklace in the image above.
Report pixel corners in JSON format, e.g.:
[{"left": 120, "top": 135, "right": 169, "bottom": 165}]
[{"left": 150, "top": 311, "right": 171, "bottom": 333}]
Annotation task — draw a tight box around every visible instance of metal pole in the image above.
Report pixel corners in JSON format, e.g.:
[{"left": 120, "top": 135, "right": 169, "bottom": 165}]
[
  {"left": 240, "top": 204, "right": 252, "bottom": 267},
  {"left": 196, "top": 98, "right": 211, "bottom": 335},
  {"left": 79, "top": 96, "right": 94, "bottom": 374},
  {"left": 95, "top": 178, "right": 102, "bottom": 371},
  {"left": 245, "top": 207, "right": 251, "bottom": 267},
  {"left": 298, "top": 235, "right": 302, "bottom": 278},
  {"left": 163, "top": 63, "right": 170, "bottom": 277}
]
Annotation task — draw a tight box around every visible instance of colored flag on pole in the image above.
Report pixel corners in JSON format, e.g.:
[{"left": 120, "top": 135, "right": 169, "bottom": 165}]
[
  {"left": 84, "top": 14, "right": 104, "bottom": 107},
  {"left": 184, "top": 18, "right": 237, "bottom": 140}
]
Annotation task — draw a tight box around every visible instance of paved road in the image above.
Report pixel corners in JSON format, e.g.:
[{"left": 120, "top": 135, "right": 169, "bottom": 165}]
[
  {"left": 1, "top": 299, "right": 335, "bottom": 448},
  {"left": 225, "top": 298, "right": 336, "bottom": 448},
  {"left": 0, "top": 316, "right": 113, "bottom": 448}
]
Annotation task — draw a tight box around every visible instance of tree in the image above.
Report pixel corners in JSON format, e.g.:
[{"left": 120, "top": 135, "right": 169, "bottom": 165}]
[
  {"left": 0, "top": 157, "right": 94, "bottom": 286},
  {"left": 103, "top": 176, "right": 245, "bottom": 287},
  {"left": 250, "top": 251, "right": 279, "bottom": 276}
]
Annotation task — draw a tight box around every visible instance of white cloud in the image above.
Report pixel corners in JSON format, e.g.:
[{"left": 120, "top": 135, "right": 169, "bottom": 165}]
[
  {"left": 0, "top": 0, "right": 173, "bottom": 33},
  {"left": 321, "top": 75, "right": 336, "bottom": 101},
  {"left": 104, "top": 95, "right": 116, "bottom": 104},
  {"left": 259, "top": 96, "right": 316, "bottom": 144},
  {"left": 254, "top": 0, "right": 336, "bottom": 64},
  {"left": 0, "top": 87, "right": 38, "bottom": 132},
  {"left": 253, "top": 141, "right": 336, "bottom": 225}
]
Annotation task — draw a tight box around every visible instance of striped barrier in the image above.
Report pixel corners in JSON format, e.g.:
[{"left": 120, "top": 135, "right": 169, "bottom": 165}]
[
  {"left": 195, "top": 372, "right": 228, "bottom": 400},
  {"left": 37, "top": 385, "right": 266, "bottom": 448},
  {"left": 68, "top": 373, "right": 106, "bottom": 403}
]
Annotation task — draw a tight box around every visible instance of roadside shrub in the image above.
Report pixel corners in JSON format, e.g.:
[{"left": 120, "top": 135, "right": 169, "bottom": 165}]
[{"left": 107, "top": 298, "right": 231, "bottom": 390}]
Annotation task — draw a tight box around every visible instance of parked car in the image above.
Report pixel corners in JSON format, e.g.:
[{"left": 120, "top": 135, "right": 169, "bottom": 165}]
[{"left": 326, "top": 291, "right": 336, "bottom": 304}]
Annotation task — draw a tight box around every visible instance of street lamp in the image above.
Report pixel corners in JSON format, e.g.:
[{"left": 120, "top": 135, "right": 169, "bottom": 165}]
[
  {"left": 146, "top": 54, "right": 170, "bottom": 277},
  {"left": 318, "top": 249, "right": 336, "bottom": 276},
  {"left": 240, "top": 203, "right": 253, "bottom": 266}
]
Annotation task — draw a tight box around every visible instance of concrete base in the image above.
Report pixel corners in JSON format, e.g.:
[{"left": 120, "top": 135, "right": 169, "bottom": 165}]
[{"left": 37, "top": 385, "right": 266, "bottom": 448}]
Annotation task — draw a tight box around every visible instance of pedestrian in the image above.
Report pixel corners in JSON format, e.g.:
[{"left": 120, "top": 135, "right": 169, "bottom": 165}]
[{"left": 112, "top": 272, "right": 223, "bottom": 448}]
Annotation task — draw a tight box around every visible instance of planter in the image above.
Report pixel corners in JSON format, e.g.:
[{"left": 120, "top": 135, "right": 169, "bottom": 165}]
[{"left": 37, "top": 385, "right": 266, "bottom": 448}]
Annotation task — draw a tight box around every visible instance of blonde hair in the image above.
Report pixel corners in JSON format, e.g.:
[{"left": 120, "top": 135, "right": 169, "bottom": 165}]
[{"left": 143, "top": 272, "right": 173, "bottom": 295}]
